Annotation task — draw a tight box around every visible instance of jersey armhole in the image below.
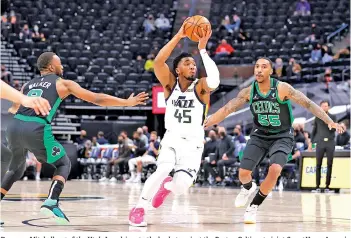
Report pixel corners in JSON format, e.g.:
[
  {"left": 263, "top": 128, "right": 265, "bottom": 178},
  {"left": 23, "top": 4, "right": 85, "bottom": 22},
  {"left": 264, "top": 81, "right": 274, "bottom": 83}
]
[
  {"left": 164, "top": 79, "right": 177, "bottom": 102},
  {"left": 275, "top": 81, "right": 289, "bottom": 104},
  {"left": 194, "top": 80, "right": 207, "bottom": 106},
  {"left": 248, "top": 81, "right": 255, "bottom": 105}
]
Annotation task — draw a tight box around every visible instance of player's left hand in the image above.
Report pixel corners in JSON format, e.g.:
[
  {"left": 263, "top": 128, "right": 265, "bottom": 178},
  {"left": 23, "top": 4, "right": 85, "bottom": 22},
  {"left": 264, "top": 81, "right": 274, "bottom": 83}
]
[
  {"left": 328, "top": 122, "right": 345, "bottom": 134},
  {"left": 21, "top": 96, "right": 51, "bottom": 116},
  {"left": 193, "top": 28, "right": 212, "bottom": 50},
  {"left": 127, "top": 92, "right": 149, "bottom": 106}
]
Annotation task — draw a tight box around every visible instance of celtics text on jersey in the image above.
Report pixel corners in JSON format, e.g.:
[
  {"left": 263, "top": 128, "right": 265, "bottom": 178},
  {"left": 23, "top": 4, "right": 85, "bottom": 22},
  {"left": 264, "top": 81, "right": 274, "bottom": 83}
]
[{"left": 249, "top": 78, "right": 294, "bottom": 133}]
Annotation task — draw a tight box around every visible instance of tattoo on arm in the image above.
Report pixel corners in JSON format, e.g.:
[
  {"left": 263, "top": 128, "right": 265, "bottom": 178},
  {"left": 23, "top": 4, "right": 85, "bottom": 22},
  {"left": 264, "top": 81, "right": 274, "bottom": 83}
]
[
  {"left": 223, "top": 87, "right": 250, "bottom": 115},
  {"left": 285, "top": 83, "right": 334, "bottom": 125}
]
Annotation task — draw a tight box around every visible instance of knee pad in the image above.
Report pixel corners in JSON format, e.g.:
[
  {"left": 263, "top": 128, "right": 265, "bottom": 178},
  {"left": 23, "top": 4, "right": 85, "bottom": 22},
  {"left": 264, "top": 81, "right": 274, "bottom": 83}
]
[
  {"left": 1, "top": 160, "right": 26, "bottom": 191},
  {"left": 52, "top": 155, "right": 71, "bottom": 181},
  {"left": 270, "top": 151, "right": 289, "bottom": 168}
]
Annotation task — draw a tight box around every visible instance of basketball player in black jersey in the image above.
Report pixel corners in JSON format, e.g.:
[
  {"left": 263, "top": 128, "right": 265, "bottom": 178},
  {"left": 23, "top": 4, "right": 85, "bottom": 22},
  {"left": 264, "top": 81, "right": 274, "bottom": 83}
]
[
  {"left": 1, "top": 52, "right": 148, "bottom": 224},
  {"left": 205, "top": 57, "right": 344, "bottom": 224},
  {"left": 1, "top": 81, "right": 51, "bottom": 180}
]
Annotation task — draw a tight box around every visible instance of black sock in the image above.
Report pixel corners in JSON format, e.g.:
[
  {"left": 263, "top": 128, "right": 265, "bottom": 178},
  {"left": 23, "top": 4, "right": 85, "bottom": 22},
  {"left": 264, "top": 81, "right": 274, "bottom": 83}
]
[
  {"left": 47, "top": 180, "right": 64, "bottom": 200},
  {"left": 242, "top": 181, "right": 252, "bottom": 190},
  {"left": 1, "top": 192, "right": 5, "bottom": 200},
  {"left": 250, "top": 190, "right": 267, "bottom": 206}
]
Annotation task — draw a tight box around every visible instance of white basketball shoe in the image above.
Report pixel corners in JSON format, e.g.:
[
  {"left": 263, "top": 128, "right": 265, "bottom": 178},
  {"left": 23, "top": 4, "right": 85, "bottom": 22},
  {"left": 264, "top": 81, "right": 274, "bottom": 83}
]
[{"left": 235, "top": 182, "right": 257, "bottom": 207}]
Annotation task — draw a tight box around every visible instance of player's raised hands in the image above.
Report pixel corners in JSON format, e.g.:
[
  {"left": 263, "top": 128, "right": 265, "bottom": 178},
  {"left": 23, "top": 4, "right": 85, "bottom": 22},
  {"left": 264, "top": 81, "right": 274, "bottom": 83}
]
[
  {"left": 21, "top": 96, "right": 51, "bottom": 116},
  {"left": 176, "top": 17, "right": 190, "bottom": 38},
  {"left": 127, "top": 92, "right": 149, "bottom": 106},
  {"left": 193, "top": 28, "right": 212, "bottom": 50}
]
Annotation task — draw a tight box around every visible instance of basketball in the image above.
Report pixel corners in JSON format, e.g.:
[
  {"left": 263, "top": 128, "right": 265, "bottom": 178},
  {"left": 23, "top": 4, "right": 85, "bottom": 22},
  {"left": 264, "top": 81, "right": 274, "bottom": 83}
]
[{"left": 184, "top": 15, "right": 211, "bottom": 42}]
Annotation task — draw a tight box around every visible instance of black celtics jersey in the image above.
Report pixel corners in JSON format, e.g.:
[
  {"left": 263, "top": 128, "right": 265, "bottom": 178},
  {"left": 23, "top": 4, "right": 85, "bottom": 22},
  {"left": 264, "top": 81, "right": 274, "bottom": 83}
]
[
  {"left": 249, "top": 78, "right": 294, "bottom": 133},
  {"left": 17, "top": 74, "right": 62, "bottom": 123}
]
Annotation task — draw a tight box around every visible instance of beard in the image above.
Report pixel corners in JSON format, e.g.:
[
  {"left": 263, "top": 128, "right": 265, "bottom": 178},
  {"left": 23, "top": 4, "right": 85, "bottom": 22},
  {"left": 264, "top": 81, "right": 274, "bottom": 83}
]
[{"left": 185, "top": 76, "right": 196, "bottom": 81}]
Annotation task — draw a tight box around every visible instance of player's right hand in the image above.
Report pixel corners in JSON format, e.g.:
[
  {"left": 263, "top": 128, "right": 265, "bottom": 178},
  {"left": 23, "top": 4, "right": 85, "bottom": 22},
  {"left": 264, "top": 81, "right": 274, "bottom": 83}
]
[
  {"left": 176, "top": 17, "right": 190, "bottom": 38},
  {"left": 328, "top": 122, "right": 345, "bottom": 134},
  {"left": 127, "top": 92, "right": 149, "bottom": 106},
  {"left": 21, "top": 96, "right": 51, "bottom": 116}
]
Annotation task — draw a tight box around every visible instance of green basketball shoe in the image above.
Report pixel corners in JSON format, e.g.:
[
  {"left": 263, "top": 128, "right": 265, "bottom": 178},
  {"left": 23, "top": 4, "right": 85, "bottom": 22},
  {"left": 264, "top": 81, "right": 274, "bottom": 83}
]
[{"left": 40, "top": 199, "right": 70, "bottom": 225}]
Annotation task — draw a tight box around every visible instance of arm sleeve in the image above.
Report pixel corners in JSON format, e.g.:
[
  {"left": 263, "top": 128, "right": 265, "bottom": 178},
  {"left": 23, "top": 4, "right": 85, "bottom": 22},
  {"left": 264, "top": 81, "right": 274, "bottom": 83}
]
[{"left": 200, "top": 49, "right": 220, "bottom": 89}]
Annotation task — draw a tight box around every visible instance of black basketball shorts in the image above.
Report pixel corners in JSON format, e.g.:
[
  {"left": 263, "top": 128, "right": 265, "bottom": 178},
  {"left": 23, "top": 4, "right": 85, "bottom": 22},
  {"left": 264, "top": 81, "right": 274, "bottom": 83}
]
[{"left": 240, "top": 128, "right": 294, "bottom": 171}]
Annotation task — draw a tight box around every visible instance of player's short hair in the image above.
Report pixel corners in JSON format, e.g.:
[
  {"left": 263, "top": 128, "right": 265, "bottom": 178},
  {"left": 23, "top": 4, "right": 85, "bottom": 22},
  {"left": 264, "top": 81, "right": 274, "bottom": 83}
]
[
  {"left": 256, "top": 57, "right": 273, "bottom": 68},
  {"left": 173, "top": 52, "right": 193, "bottom": 76},
  {"left": 37, "top": 52, "right": 55, "bottom": 71},
  {"left": 151, "top": 131, "right": 157, "bottom": 136},
  {"left": 320, "top": 100, "right": 330, "bottom": 106}
]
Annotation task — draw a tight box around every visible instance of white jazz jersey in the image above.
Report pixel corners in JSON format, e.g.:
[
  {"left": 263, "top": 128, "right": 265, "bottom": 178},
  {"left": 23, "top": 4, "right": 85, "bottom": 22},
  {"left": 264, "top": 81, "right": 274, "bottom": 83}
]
[{"left": 164, "top": 78, "right": 208, "bottom": 139}]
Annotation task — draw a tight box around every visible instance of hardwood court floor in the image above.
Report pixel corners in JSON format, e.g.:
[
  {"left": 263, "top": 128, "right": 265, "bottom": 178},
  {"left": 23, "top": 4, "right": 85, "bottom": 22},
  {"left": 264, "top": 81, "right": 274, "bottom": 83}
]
[{"left": 1, "top": 181, "right": 350, "bottom": 232}]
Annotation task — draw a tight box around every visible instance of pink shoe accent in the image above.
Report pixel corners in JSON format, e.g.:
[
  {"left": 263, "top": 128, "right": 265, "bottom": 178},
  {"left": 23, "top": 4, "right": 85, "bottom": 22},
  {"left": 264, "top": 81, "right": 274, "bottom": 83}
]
[
  {"left": 129, "top": 207, "right": 145, "bottom": 226},
  {"left": 152, "top": 176, "right": 172, "bottom": 208}
]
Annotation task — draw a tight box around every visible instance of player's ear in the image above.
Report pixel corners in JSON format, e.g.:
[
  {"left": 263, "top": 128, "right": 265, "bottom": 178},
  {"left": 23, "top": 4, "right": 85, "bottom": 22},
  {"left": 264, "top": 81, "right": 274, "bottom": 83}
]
[
  {"left": 48, "top": 64, "right": 54, "bottom": 72},
  {"left": 175, "top": 67, "right": 180, "bottom": 75}
]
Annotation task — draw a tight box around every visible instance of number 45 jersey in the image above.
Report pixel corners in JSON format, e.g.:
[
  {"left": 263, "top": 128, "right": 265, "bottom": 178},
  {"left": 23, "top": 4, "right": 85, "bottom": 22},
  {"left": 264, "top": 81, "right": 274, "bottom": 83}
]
[
  {"left": 249, "top": 77, "right": 294, "bottom": 134},
  {"left": 165, "top": 78, "right": 208, "bottom": 139},
  {"left": 17, "top": 74, "right": 62, "bottom": 123}
]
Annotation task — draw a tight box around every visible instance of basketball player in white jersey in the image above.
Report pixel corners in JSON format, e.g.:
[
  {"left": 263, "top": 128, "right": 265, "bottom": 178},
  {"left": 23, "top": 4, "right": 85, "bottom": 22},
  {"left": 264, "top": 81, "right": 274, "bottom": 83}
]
[{"left": 129, "top": 21, "right": 220, "bottom": 226}]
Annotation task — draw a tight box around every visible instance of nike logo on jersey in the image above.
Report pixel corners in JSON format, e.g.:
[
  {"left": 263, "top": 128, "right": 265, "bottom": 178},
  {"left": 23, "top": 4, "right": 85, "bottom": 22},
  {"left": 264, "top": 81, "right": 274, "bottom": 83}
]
[{"left": 172, "top": 96, "right": 195, "bottom": 109}]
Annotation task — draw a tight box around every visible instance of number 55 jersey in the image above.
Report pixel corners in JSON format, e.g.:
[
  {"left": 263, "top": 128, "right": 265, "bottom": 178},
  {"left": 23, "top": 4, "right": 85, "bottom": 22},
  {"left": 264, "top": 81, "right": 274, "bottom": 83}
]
[{"left": 249, "top": 77, "right": 294, "bottom": 134}]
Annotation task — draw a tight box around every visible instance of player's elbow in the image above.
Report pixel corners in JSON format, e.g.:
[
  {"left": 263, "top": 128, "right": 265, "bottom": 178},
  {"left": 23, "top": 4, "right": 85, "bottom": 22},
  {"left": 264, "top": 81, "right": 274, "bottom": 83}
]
[
  {"left": 206, "top": 74, "right": 220, "bottom": 89},
  {"left": 154, "top": 56, "right": 165, "bottom": 65},
  {"left": 92, "top": 93, "right": 105, "bottom": 106}
]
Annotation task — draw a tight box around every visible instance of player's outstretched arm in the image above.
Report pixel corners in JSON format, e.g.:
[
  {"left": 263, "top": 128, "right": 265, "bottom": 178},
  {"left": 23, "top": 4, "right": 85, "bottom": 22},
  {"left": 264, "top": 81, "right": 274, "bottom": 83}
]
[
  {"left": 63, "top": 80, "right": 148, "bottom": 107},
  {"left": 1, "top": 81, "right": 51, "bottom": 115},
  {"left": 195, "top": 28, "right": 220, "bottom": 91},
  {"left": 205, "top": 86, "right": 251, "bottom": 128},
  {"left": 153, "top": 19, "right": 188, "bottom": 87},
  {"left": 280, "top": 82, "right": 344, "bottom": 134}
]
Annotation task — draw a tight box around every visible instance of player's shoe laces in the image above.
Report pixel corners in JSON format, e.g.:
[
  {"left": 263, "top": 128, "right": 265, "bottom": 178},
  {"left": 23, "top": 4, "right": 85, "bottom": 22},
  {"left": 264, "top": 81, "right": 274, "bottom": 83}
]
[
  {"left": 235, "top": 182, "right": 257, "bottom": 207},
  {"left": 40, "top": 199, "right": 69, "bottom": 225},
  {"left": 244, "top": 204, "right": 258, "bottom": 224},
  {"left": 152, "top": 176, "right": 172, "bottom": 208},
  {"left": 129, "top": 207, "right": 147, "bottom": 227}
]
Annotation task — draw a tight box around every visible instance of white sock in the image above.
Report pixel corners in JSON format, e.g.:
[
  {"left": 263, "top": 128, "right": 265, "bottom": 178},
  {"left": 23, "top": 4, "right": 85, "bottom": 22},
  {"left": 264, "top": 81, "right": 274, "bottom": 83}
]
[
  {"left": 130, "top": 171, "right": 136, "bottom": 179},
  {"left": 163, "top": 181, "right": 174, "bottom": 192},
  {"left": 136, "top": 172, "right": 141, "bottom": 178}
]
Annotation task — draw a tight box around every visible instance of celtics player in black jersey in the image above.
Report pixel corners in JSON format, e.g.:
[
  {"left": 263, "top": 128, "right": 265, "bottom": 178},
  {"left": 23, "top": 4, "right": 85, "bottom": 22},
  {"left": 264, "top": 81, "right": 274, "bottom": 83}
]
[
  {"left": 205, "top": 57, "right": 344, "bottom": 224},
  {"left": 1, "top": 52, "right": 148, "bottom": 224}
]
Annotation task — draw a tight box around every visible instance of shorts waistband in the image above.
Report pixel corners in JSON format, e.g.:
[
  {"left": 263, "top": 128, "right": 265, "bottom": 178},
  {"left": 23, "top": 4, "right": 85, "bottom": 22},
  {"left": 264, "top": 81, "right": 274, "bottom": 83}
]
[
  {"left": 14, "top": 114, "right": 50, "bottom": 124},
  {"left": 254, "top": 127, "right": 292, "bottom": 135}
]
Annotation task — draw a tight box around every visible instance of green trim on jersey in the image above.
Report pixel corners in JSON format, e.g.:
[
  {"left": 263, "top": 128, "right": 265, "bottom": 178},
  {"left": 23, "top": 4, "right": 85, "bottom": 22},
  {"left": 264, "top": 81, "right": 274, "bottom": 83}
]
[
  {"left": 249, "top": 81, "right": 255, "bottom": 105},
  {"left": 14, "top": 114, "right": 47, "bottom": 124},
  {"left": 254, "top": 77, "right": 273, "bottom": 98},
  {"left": 275, "top": 81, "right": 295, "bottom": 125},
  {"left": 44, "top": 124, "right": 66, "bottom": 163},
  {"left": 46, "top": 98, "right": 62, "bottom": 123}
]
